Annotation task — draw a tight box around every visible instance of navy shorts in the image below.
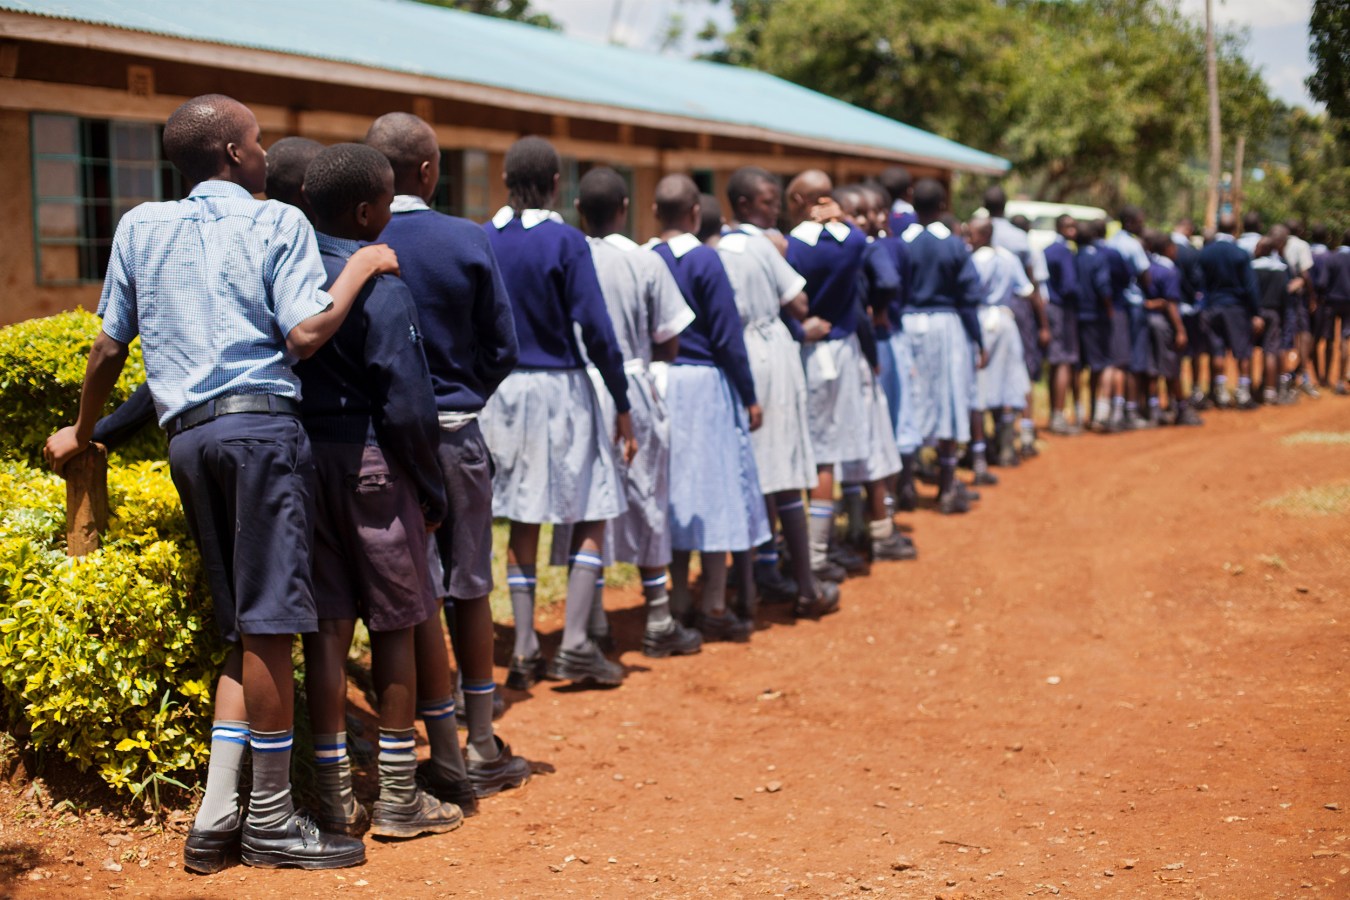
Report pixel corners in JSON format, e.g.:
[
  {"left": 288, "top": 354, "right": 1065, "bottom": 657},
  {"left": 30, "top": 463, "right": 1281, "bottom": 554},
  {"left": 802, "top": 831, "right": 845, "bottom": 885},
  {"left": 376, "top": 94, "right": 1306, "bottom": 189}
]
[
  {"left": 1202, "top": 305, "right": 1254, "bottom": 361},
  {"left": 1182, "top": 311, "right": 1209, "bottom": 359},
  {"left": 1257, "top": 308, "right": 1283, "bottom": 357},
  {"left": 1078, "top": 317, "right": 1113, "bottom": 373},
  {"left": 310, "top": 441, "right": 437, "bottom": 633},
  {"left": 432, "top": 421, "right": 495, "bottom": 601},
  {"left": 1011, "top": 294, "right": 1043, "bottom": 382},
  {"left": 1046, "top": 303, "right": 1079, "bottom": 367},
  {"left": 1107, "top": 307, "right": 1133, "bottom": 370},
  {"left": 1144, "top": 312, "right": 1181, "bottom": 380},
  {"left": 1282, "top": 295, "right": 1310, "bottom": 349},
  {"left": 1335, "top": 304, "right": 1350, "bottom": 340},
  {"left": 168, "top": 413, "right": 318, "bottom": 643}
]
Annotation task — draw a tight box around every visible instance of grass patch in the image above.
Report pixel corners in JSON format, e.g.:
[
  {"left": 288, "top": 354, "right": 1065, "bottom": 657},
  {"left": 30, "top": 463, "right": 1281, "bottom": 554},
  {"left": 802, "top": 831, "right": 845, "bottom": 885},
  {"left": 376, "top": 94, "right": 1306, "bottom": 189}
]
[
  {"left": 486, "top": 522, "right": 637, "bottom": 623},
  {"left": 1260, "top": 483, "right": 1350, "bottom": 517},
  {"left": 1281, "top": 431, "right": 1350, "bottom": 446}
]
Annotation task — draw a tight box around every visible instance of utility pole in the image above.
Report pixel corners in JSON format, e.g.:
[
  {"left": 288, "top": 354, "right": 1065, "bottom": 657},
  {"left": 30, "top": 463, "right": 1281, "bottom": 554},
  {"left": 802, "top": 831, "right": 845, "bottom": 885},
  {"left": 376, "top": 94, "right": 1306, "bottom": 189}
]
[
  {"left": 1204, "top": 0, "right": 1221, "bottom": 229},
  {"left": 1231, "top": 135, "right": 1246, "bottom": 222}
]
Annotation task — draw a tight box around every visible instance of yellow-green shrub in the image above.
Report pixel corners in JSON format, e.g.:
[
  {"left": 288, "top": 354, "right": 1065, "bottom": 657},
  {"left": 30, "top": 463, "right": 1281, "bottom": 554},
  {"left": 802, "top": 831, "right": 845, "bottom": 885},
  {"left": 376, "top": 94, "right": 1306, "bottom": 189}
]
[
  {"left": 0, "top": 309, "right": 163, "bottom": 464},
  {"left": 0, "top": 461, "right": 225, "bottom": 803}
]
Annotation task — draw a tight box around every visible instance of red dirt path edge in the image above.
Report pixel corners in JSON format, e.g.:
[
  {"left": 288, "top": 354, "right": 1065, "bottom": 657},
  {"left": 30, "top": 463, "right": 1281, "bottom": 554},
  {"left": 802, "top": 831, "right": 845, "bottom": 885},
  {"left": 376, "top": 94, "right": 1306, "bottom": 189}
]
[{"left": 2, "top": 398, "right": 1348, "bottom": 899}]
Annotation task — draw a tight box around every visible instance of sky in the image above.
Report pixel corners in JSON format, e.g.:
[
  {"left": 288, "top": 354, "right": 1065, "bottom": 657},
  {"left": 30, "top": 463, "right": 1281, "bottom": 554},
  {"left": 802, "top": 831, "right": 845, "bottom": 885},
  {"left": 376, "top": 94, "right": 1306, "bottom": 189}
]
[{"left": 529, "top": 0, "right": 1318, "bottom": 110}]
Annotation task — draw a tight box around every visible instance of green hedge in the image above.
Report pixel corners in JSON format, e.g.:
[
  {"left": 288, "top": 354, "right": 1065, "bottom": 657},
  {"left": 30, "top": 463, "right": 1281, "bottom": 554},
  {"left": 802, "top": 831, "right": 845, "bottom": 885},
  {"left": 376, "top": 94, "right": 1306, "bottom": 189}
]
[
  {"left": 0, "top": 460, "right": 225, "bottom": 803},
  {"left": 0, "top": 309, "right": 163, "bottom": 464}
]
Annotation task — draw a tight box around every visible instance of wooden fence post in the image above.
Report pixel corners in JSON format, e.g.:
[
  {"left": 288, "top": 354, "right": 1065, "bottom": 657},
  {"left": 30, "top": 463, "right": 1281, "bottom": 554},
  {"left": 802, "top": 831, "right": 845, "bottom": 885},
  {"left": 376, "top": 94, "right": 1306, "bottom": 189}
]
[{"left": 65, "top": 442, "right": 108, "bottom": 557}]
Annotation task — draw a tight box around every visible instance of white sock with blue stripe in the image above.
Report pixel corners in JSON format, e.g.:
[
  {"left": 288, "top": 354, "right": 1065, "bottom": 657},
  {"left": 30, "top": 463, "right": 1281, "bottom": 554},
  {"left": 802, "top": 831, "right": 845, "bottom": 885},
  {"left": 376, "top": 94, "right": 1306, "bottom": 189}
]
[
  {"left": 247, "top": 729, "right": 296, "bottom": 830},
  {"left": 461, "top": 678, "right": 499, "bottom": 762},
  {"left": 192, "top": 720, "right": 248, "bottom": 832},
  {"left": 643, "top": 571, "right": 673, "bottom": 632},
  {"left": 378, "top": 728, "right": 419, "bottom": 805},
  {"left": 562, "top": 551, "right": 605, "bottom": 652},
  {"left": 808, "top": 500, "right": 835, "bottom": 570},
  {"left": 313, "top": 732, "right": 357, "bottom": 823},
  {"left": 506, "top": 564, "right": 538, "bottom": 660},
  {"left": 417, "top": 696, "right": 467, "bottom": 781}
]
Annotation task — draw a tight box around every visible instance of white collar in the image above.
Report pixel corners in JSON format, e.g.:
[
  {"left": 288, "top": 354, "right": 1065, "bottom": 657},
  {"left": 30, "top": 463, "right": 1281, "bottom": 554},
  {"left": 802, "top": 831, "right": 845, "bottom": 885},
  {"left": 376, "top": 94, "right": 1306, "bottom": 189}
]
[
  {"left": 601, "top": 232, "right": 640, "bottom": 251},
  {"left": 736, "top": 222, "right": 765, "bottom": 236},
  {"left": 663, "top": 232, "right": 701, "bottom": 258},
  {"left": 718, "top": 232, "right": 750, "bottom": 254},
  {"left": 1151, "top": 253, "right": 1176, "bottom": 269},
  {"left": 491, "top": 206, "right": 563, "bottom": 230},
  {"left": 789, "top": 220, "right": 852, "bottom": 246},
  {"left": 1215, "top": 233, "right": 1236, "bottom": 243},
  {"left": 391, "top": 194, "right": 430, "bottom": 214},
  {"left": 891, "top": 199, "right": 914, "bottom": 215},
  {"left": 901, "top": 221, "right": 952, "bottom": 242}
]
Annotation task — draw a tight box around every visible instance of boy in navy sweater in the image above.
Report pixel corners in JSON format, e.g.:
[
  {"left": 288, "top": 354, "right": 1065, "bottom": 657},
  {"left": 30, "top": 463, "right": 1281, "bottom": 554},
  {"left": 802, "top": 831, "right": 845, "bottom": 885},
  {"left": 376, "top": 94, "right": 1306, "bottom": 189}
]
[
  {"left": 365, "top": 113, "right": 529, "bottom": 804},
  {"left": 1043, "top": 215, "right": 1082, "bottom": 435},
  {"left": 296, "top": 142, "right": 463, "bottom": 840},
  {"left": 1199, "top": 213, "right": 1263, "bottom": 408},
  {"left": 482, "top": 137, "right": 636, "bottom": 689}
]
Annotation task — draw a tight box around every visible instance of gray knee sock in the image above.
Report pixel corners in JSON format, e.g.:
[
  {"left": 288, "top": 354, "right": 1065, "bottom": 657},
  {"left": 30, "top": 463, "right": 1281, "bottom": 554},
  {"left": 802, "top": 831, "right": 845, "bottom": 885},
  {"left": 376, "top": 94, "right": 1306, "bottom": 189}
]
[
  {"left": 193, "top": 720, "right": 248, "bottom": 831},
  {"left": 777, "top": 496, "right": 816, "bottom": 601},
  {"left": 416, "top": 696, "right": 467, "bottom": 781},
  {"left": 587, "top": 572, "right": 609, "bottom": 637},
  {"left": 700, "top": 552, "right": 729, "bottom": 616},
  {"left": 643, "top": 572, "right": 673, "bottom": 632},
  {"left": 808, "top": 500, "right": 834, "bottom": 570},
  {"left": 732, "top": 550, "right": 756, "bottom": 619},
  {"left": 461, "top": 678, "right": 498, "bottom": 762},
  {"left": 562, "top": 551, "right": 604, "bottom": 652},
  {"left": 506, "top": 564, "right": 538, "bottom": 659},
  {"left": 313, "top": 732, "right": 357, "bottom": 823},
  {"left": 246, "top": 729, "right": 296, "bottom": 831},
  {"left": 377, "top": 727, "right": 418, "bottom": 806},
  {"left": 842, "top": 484, "right": 866, "bottom": 542},
  {"left": 669, "top": 552, "right": 693, "bottom": 622}
]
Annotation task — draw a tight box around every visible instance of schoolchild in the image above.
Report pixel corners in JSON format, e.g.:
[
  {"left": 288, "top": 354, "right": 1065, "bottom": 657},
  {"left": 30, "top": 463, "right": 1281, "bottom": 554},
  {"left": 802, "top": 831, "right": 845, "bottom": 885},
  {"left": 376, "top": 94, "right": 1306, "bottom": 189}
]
[
  {"left": 967, "top": 218, "right": 1033, "bottom": 469},
  {"left": 1198, "top": 212, "right": 1262, "bottom": 408},
  {"left": 566, "top": 165, "right": 704, "bottom": 658},
  {"left": 294, "top": 142, "right": 463, "bottom": 840},
  {"left": 1142, "top": 230, "right": 1200, "bottom": 425},
  {"left": 1074, "top": 220, "right": 1117, "bottom": 431},
  {"left": 719, "top": 166, "right": 842, "bottom": 616},
  {"left": 45, "top": 94, "right": 398, "bottom": 872},
  {"left": 1170, "top": 219, "right": 1211, "bottom": 408},
  {"left": 1280, "top": 221, "right": 1319, "bottom": 397},
  {"left": 1106, "top": 208, "right": 1155, "bottom": 426},
  {"left": 1043, "top": 215, "right": 1082, "bottom": 435},
  {"left": 1250, "top": 228, "right": 1296, "bottom": 404},
  {"left": 897, "top": 179, "right": 985, "bottom": 515},
  {"left": 481, "top": 136, "right": 636, "bottom": 689},
  {"left": 878, "top": 166, "right": 917, "bottom": 237},
  {"left": 1315, "top": 231, "right": 1350, "bottom": 394},
  {"left": 364, "top": 113, "right": 529, "bottom": 803},
  {"left": 650, "top": 174, "right": 771, "bottom": 639}
]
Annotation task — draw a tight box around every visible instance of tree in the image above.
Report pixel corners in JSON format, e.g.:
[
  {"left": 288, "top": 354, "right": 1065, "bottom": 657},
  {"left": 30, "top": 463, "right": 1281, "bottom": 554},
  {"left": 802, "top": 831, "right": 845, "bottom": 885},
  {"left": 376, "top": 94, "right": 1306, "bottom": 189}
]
[
  {"left": 1307, "top": 0, "right": 1349, "bottom": 125},
  {"left": 412, "top": 0, "right": 559, "bottom": 30}
]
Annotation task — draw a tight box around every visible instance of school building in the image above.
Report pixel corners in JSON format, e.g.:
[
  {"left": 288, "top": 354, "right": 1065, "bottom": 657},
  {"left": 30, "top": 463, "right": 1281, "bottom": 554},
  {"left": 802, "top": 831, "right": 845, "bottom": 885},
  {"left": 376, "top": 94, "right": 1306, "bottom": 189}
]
[{"left": 0, "top": 0, "right": 1008, "bottom": 325}]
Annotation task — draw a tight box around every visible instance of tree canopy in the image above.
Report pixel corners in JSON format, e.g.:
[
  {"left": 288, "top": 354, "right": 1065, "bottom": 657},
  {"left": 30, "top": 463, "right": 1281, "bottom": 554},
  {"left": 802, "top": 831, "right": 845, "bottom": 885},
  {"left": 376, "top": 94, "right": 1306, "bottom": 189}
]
[{"left": 1307, "top": 0, "right": 1348, "bottom": 127}]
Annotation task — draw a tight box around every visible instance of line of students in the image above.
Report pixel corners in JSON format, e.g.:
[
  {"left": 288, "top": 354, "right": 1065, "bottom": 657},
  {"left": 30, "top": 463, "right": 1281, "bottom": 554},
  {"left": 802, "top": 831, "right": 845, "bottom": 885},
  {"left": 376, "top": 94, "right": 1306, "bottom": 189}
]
[{"left": 47, "top": 93, "right": 1349, "bottom": 877}]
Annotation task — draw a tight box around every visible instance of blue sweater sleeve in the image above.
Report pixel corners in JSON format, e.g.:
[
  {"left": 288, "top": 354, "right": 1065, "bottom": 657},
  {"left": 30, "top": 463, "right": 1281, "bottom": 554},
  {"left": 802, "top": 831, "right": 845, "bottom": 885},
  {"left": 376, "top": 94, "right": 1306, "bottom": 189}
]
[
  {"left": 473, "top": 236, "right": 519, "bottom": 400},
  {"left": 956, "top": 252, "right": 985, "bottom": 350},
  {"left": 865, "top": 243, "right": 902, "bottom": 314},
  {"left": 364, "top": 281, "right": 448, "bottom": 525},
  {"left": 700, "top": 254, "right": 759, "bottom": 407},
  {"left": 561, "top": 234, "right": 630, "bottom": 413},
  {"left": 1239, "top": 257, "right": 1260, "bottom": 317}
]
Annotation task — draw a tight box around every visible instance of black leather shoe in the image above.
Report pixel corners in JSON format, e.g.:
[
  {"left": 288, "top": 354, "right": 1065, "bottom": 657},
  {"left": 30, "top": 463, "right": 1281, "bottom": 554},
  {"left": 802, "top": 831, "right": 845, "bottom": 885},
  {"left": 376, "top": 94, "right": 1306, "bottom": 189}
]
[
  {"left": 370, "top": 790, "right": 462, "bottom": 839},
  {"left": 642, "top": 621, "right": 704, "bottom": 658},
  {"left": 504, "top": 652, "right": 547, "bottom": 691},
  {"left": 240, "top": 810, "right": 366, "bottom": 870},
  {"left": 871, "top": 532, "right": 917, "bottom": 562},
  {"left": 813, "top": 559, "right": 848, "bottom": 583},
  {"left": 754, "top": 565, "right": 798, "bottom": 603},
  {"left": 896, "top": 481, "right": 919, "bottom": 512},
  {"left": 316, "top": 800, "right": 370, "bottom": 837},
  {"left": 414, "top": 761, "right": 480, "bottom": 817},
  {"left": 183, "top": 818, "right": 241, "bottom": 875},
  {"left": 466, "top": 736, "right": 532, "bottom": 798},
  {"left": 546, "top": 641, "right": 625, "bottom": 686},
  {"left": 938, "top": 490, "right": 970, "bottom": 515},
  {"left": 587, "top": 630, "right": 617, "bottom": 654},
  {"left": 828, "top": 545, "right": 870, "bottom": 577},
  {"left": 972, "top": 469, "right": 999, "bottom": 486},
  {"left": 794, "top": 585, "right": 840, "bottom": 620},
  {"left": 695, "top": 611, "right": 753, "bottom": 642}
]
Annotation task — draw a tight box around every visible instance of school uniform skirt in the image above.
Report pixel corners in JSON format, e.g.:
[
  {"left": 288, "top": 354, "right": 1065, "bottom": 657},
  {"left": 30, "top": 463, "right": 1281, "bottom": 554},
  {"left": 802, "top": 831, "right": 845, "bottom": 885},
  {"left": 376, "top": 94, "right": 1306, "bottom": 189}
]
[
  {"left": 975, "top": 305, "right": 1032, "bottom": 411},
  {"left": 744, "top": 317, "right": 817, "bottom": 494},
  {"left": 666, "top": 364, "right": 771, "bottom": 553},
  {"left": 876, "top": 330, "right": 923, "bottom": 455},
  {"left": 551, "top": 363, "right": 671, "bottom": 569},
  {"left": 837, "top": 370, "right": 902, "bottom": 483},
  {"left": 481, "top": 368, "right": 625, "bottom": 524},
  {"left": 902, "top": 310, "right": 973, "bottom": 443},
  {"left": 802, "top": 334, "right": 872, "bottom": 465}
]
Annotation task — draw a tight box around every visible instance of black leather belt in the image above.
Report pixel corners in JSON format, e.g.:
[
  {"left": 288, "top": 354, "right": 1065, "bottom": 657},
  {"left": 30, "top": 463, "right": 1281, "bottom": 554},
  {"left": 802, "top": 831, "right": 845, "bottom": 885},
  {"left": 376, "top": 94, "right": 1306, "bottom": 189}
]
[{"left": 167, "top": 394, "right": 300, "bottom": 438}]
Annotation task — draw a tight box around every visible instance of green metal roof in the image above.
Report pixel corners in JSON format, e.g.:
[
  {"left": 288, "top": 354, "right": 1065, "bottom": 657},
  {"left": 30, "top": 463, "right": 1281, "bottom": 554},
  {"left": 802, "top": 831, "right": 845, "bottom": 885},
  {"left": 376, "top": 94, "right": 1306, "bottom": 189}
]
[{"left": 1, "top": 0, "right": 1010, "bottom": 173}]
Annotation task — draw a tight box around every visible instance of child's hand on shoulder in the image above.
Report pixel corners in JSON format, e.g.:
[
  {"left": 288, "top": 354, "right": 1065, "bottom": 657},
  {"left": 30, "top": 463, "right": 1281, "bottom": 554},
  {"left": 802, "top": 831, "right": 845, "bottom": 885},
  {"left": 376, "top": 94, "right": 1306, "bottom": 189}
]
[{"left": 353, "top": 243, "right": 400, "bottom": 278}]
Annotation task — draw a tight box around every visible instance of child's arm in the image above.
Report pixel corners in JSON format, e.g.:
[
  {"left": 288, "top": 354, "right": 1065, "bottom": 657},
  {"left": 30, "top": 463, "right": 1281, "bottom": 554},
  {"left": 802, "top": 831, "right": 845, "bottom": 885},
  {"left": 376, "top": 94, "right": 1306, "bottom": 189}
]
[
  {"left": 700, "top": 260, "right": 761, "bottom": 428},
  {"left": 45, "top": 331, "right": 130, "bottom": 474},
  {"left": 956, "top": 250, "right": 986, "bottom": 362},
  {"left": 285, "top": 244, "right": 399, "bottom": 359},
  {"left": 471, "top": 235, "right": 519, "bottom": 399},
  {"left": 561, "top": 240, "right": 630, "bottom": 414}
]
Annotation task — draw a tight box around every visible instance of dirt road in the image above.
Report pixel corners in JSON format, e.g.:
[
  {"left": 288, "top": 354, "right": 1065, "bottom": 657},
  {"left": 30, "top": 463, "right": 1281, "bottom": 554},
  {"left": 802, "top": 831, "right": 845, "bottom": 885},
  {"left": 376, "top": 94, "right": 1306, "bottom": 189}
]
[{"left": 7, "top": 398, "right": 1349, "bottom": 898}]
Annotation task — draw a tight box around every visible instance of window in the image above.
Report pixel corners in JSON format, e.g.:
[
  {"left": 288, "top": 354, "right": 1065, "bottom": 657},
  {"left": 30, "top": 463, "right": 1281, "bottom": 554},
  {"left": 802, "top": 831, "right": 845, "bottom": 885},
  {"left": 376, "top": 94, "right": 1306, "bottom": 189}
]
[
  {"left": 30, "top": 114, "right": 186, "bottom": 285},
  {"left": 430, "top": 149, "right": 491, "bottom": 222}
]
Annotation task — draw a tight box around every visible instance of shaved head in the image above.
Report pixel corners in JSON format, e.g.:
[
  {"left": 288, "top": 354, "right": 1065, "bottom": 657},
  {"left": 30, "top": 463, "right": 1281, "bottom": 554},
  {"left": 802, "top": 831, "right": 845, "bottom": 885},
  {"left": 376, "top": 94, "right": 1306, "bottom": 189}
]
[
  {"left": 786, "top": 169, "right": 833, "bottom": 224},
  {"left": 163, "top": 94, "right": 256, "bottom": 186},
  {"left": 654, "top": 173, "right": 700, "bottom": 226},
  {"left": 1218, "top": 212, "right": 1239, "bottom": 235},
  {"left": 365, "top": 112, "right": 439, "bottom": 180},
  {"left": 968, "top": 216, "right": 993, "bottom": 248},
  {"left": 912, "top": 178, "right": 947, "bottom": 218}
]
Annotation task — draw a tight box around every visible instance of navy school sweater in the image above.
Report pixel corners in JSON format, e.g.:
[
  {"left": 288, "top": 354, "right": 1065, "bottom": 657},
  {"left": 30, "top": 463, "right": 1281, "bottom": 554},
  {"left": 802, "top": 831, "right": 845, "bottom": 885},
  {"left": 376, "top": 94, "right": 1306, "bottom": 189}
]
[
  {"left": 652, "top": 234, "right": 758, "bottom": 408},
  {"left": 484, "top": 212, "right": 630, "bottom": 413},
  {"left": 1198, "top": 238, "right": 1259, "bottom": 316},
  {"left": 786, "top": 220, "right": 869, "bottom": 341},
  {"left": 898, "top": 222, "right": 985, "bottom": 350},
  {"left": 1074, "top": 243, "right": 1113, "bottom": 322},
  {"left": 377, "top": 207, "right": 517, "bottom": 413},
  {"left": 1043, "top": 239, "right": 1080, "bottom": 308},
  {"left": 298, "top": 235, "right": 448, "bottom": 524}
]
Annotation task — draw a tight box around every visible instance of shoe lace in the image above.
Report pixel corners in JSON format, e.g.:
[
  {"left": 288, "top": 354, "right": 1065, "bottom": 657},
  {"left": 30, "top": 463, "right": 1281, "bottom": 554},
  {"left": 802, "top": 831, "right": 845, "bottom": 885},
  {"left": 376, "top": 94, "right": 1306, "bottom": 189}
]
[{"left": 293, "top": 810, "right": 322, "bottom": 846}]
